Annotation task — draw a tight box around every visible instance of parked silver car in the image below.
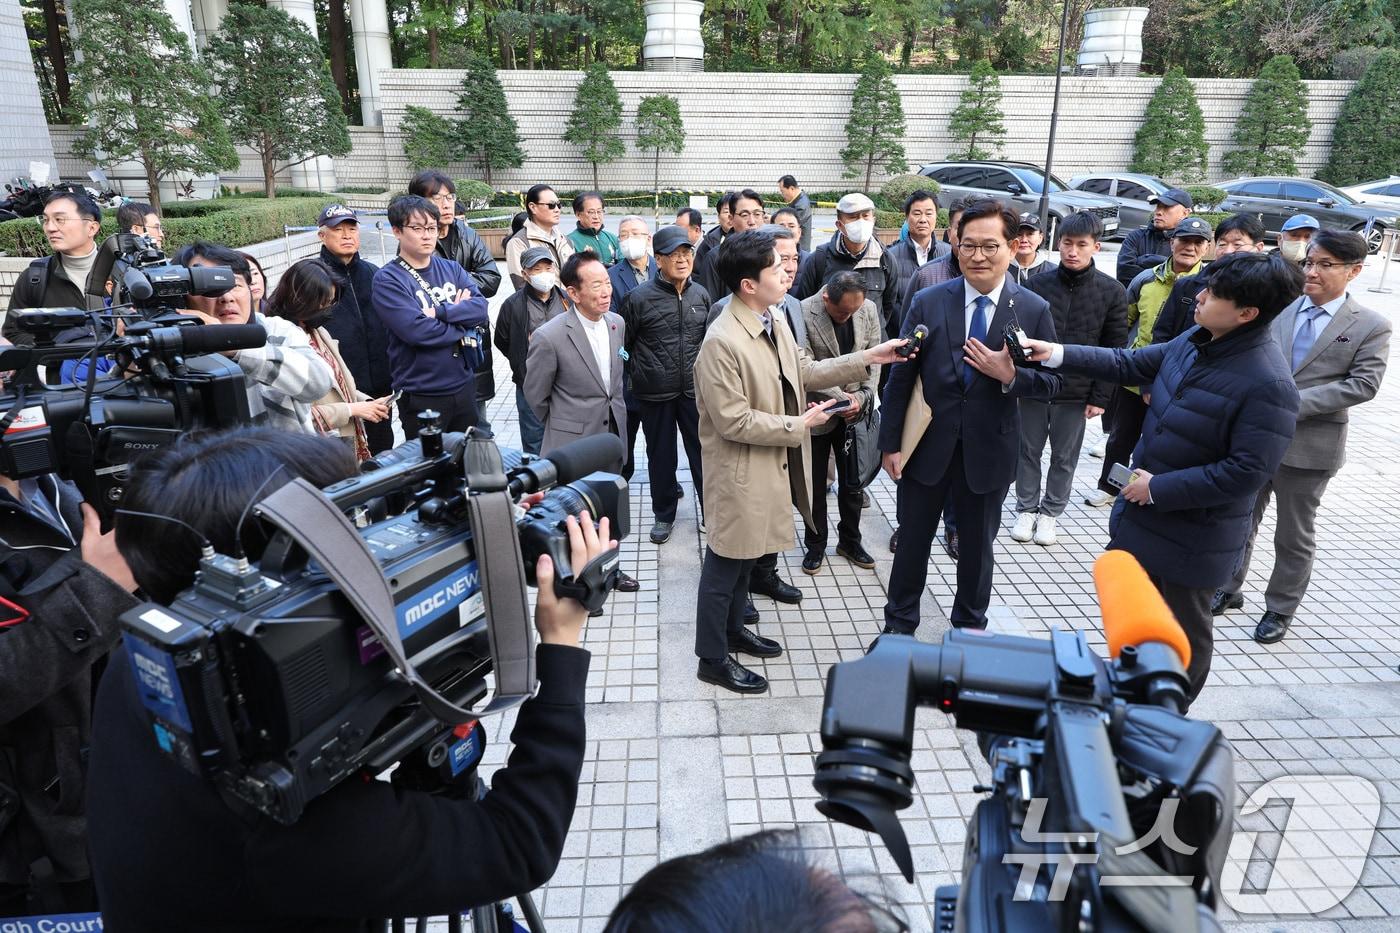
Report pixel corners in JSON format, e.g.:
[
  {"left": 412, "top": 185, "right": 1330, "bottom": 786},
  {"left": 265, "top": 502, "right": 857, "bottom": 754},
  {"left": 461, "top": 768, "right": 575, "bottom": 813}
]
[
  {"left": 1067, "top": 172, "right": 1173, "bottom": 236},
  {"left": 1218, "top": 176, "right": 1399, "bottom": 253},
  {"left": 916, "top": 160, "right": 1120, "bottom": 242}
]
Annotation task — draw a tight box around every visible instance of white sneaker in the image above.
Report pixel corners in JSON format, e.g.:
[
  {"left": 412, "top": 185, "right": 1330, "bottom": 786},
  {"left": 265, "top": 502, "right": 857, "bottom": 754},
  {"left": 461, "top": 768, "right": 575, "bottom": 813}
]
[
  {"left": 1010, "top": 512, "right": 1037, "bottom": 542},
  {"left": 1090, "top": 437, "right": 1107, "bottom": 458},
  {"left": 1084, "top": 489, "right": 1115, "bottom": 508},
  {"left": 1033, "top": 515, "right": 1058, "bottom": 546}
]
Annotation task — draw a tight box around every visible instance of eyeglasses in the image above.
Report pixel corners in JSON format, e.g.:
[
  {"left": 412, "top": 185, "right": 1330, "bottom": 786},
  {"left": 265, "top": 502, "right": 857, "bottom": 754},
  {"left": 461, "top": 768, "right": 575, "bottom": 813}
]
[
  {"left": 957, "top": 242, "right": 1004, "bottom": 257},
  {"left": 734, "top": 209, "right": 766, "bottom": 220},
  {"left": 1301, "top": 259, "right": 1359, "bottom": 271},
  {"left": 536, "top": 201, "right": 562, "bottom": 210},
  {"left": 401, "top": 224, "right": 438, "bottom": 235}
]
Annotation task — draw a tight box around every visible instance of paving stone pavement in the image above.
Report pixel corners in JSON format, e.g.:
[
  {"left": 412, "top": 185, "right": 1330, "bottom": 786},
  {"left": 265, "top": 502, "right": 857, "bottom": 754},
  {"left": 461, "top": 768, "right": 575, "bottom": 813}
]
[{"left": 462, "top": 248, "right": 1400, "bottom": 932}]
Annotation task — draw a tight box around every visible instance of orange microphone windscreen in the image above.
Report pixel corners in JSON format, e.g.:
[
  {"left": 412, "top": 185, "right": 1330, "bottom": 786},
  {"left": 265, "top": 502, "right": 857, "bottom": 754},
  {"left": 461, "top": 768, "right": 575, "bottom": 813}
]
[{"left": 1093, "top": 550, "right": 1192, "bottom": 669}]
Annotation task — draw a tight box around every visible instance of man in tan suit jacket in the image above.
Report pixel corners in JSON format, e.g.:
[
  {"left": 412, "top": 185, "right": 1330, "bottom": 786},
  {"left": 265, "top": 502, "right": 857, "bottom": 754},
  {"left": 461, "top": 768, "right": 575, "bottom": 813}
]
[
  {"left": 1217, "top": 230, "right": 1390, "bottom": 643},
  {"left": 691, "top": 229, "right": 910, "bottom": 695}
]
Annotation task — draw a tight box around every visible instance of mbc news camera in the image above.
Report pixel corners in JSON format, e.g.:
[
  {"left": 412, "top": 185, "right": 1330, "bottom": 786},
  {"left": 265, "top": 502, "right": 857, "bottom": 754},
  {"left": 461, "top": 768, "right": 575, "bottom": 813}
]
[
  {"left": 815, "top": 551, "right": 1235, "bottom": 933},
  {"left": 1, "top": 234, "right": 257, "bottom": 525},
  {"left": 117, "top": 425, "right": 629, "bottom": 825}
]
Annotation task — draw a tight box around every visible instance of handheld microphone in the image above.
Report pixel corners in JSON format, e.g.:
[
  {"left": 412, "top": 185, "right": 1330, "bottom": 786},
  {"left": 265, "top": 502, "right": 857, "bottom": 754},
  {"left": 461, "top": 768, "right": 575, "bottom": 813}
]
[
  {"left": 1093, "top": 549, "right": 1192, "bottom": 668},
  {"left": 896, "top": 324, "right": 928, "bottom": 358},
  {"left": 507, "top": 433, "right": 625, "bottom": 497}
]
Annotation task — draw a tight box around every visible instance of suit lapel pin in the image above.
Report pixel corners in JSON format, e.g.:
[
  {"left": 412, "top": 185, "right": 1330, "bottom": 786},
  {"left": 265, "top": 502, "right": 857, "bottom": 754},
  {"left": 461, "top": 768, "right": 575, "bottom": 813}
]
[{"left": 1335, "top": 335, "right": 1350, "bottom": 343}]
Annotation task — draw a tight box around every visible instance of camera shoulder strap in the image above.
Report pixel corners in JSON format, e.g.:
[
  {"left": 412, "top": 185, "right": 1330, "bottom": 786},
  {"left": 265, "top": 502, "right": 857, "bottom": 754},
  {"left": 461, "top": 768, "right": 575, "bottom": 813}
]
[
  {"left": 462, "top": 430, "right": 536, "bottom": 714},
  {"left": 255, "top": 477, "right": 530, "bottom": 724}
]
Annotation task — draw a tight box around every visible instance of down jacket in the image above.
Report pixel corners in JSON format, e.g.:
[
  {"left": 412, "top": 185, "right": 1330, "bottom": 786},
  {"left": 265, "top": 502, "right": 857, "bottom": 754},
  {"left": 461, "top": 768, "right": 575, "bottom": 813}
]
[
  {"left": 1059, "top": 322, "right": 1300, "bottom": 589},
  {"left": 619, "top": 275, "right": 713, "bottom": 401},
  {"left": 1024, "top": 262, "right": 1130, "bottom": 407}
]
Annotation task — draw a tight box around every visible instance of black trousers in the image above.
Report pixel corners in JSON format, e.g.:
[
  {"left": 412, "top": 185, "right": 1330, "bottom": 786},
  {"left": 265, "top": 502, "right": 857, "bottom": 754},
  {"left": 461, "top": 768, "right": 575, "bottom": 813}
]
[
  {"left": 1148, "top": 572, "right": 1214, "bottom": 705},
  {"left": 695, "top": 547, "right": 756, "bottom": 660},
  {"left": 639, "top": 396, "right": 703, "bottom": 523},
  {"left": 399, "top": 383, "right": 478, "bottom": 439},
  {"left": 885, "top": 443, "right": 1005, "bottom": 631},
  {"left": 806, "top": 428, "right": 862, "bottom": 551},
  {"left": 1098, "top": 389, "right": 1147, "bottom": 494},
  {"left": 364, "top": 416, "right": 395, "bottom": 455}
]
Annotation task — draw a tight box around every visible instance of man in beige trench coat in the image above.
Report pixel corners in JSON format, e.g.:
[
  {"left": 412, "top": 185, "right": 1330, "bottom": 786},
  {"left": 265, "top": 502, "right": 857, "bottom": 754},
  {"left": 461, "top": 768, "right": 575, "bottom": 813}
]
[{"left": 692, "top": 229, "right": 914, "bottom": 694}]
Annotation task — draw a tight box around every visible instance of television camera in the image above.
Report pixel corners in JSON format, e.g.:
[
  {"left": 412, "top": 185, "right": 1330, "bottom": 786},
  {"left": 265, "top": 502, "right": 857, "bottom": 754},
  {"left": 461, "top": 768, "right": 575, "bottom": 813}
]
[{"left": 815, "top": 551, "right": 1235, "bottom": 932}]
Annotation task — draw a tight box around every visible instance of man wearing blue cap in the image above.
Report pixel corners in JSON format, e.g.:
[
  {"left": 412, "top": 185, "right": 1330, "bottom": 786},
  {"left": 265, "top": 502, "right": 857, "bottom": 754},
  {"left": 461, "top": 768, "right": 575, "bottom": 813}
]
[{"left": 1277, "top": 214, "right": 1320, "bottom": 264}]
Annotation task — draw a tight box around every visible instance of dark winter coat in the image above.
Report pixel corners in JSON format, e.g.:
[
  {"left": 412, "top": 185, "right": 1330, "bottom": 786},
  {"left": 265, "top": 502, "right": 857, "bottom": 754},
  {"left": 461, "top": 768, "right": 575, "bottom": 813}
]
[
  {"left": 2, "top": 250, "right": 109, "bottom": 347},
  {"left": 493, "top": 284, "right": 568, "bottom": 387},
  {"left": 1152, "top": 270, "right": 1207, "bottom": 345},
  {"left": 319, "top": 247, "right": 394, "bottom": 397},
  {"left": 1024, "top": 262, "right": 1130, "bottom": 407},
  {"left": 0, "top": 477, "right": 138, "bottom": 897},
  {"left": 620, "top": 275, "right": 713, "bottom": 401},
  {"left": 1059, "top": 323, "right": 1300, "bottom": 589},
  {"left": 886, "top": 237, "right": 952, "bottom": 297},
  {"left": 1115, "top": 226, "right": 1172, "bottom": 288}
]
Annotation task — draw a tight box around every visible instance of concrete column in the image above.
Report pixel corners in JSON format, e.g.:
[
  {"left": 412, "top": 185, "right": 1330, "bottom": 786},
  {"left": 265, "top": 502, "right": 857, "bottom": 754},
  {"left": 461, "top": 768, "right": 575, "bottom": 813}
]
[
  {"left": 191, "top": 0, "right": 228, "bottom": 49},
  {"left": 163, "top": 0, "right": 197, "bottom": 49},
  {"left": 0, "top": 0, "right": 58, "bottom": 182},
  {"left": 349, "top": 0, "right": 392, "bottom": 125},
  {"left": 266, "top": 0, "right": 337, "bottom": 190}
]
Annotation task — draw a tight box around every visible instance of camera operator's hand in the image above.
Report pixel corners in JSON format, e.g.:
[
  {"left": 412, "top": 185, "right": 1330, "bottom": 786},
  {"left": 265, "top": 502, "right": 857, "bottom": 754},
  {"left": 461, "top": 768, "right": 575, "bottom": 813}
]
[
  {"left": 534, "top": 507, "right": 615, "bottom": 649},
  {"left": 81, "top": 503, "right": 138, "bottom": 593},
  {"left": 350, "top": 399, "right": 390, "bottom": 423}
]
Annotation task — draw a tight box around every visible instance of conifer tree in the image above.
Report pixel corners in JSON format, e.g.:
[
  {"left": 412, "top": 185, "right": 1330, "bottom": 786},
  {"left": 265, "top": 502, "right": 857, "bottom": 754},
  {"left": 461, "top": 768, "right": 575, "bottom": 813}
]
[
  {"left": 1221, "top": 55, "right": 1312, "bottom": 178},
  {"left": 455, "top": 55, "right": 524, "bottom": 186},
  {"left": 946, "top": 60, "right": 1006, "bottom": 161},
  {"left": 1131, "top": 67, "right": 1209, "bottom": 183},
  {"left": 841, "top": 57, "right": 908, "bottom": 191},
  {"left": 1324, "top": 49, "right": 1400, "bottom": 186},
  {"left": 563, "top": 64, "right": 625, "bottom": 190}
]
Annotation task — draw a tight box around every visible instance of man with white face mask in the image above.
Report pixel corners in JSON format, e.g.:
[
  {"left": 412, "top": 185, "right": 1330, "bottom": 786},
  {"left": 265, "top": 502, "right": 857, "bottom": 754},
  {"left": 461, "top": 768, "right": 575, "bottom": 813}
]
[
  {"left": 1277, "top": 214, "right": 1319, "bottom": 265},
  {"left": 792, "top": 193, "right": 902, "bottom": 344},
  {"left": 608, "top": 216, "right": 658, "bottom": 304},
  {"left": 494, "top": 246, "right": 569, "bottom": 455}
]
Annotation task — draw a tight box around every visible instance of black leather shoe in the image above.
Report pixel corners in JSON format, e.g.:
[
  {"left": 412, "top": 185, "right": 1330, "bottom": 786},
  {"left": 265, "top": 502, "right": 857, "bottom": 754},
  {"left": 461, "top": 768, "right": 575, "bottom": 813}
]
[
  {"left": 889, "top": 528, "right": 900, "bottom": 553},
  {"left": 750, "top": 571, "right": 802, "bottom": 604},
  {"left": 728, "top": 627, "right": 782, "bottom": 658},
  {"left": 697, "top": 657, "right": 769, "bottom": 694},
  {"left": 801, "top": 550, "right": 824, "bottom": 575},
  {"left": 836, "top": 542, "right": 876, "bottom": 569},
  {"left": 744, "top": 598, "right": 759, "bottom": 625},
  {"left": 943, "top": 532, "right": 960, "bottom": 561},
  {"left": 861, "top": 490, "right": 872, "bottom": 509},
  {"left": 1211, "top": 589, "right": 1244, "bottom": 615},
  {"left": 1254, "top": 611, "right": 1292, "bottom": 644},
  {"left": 589, "top": 606, "right": 604, "bottom": 618},
  {"left": 615, "top": 573, "right": 640, "bottom": 593},
  {"left": 867, "top": 625, "right": 907, "bottom": 653}
]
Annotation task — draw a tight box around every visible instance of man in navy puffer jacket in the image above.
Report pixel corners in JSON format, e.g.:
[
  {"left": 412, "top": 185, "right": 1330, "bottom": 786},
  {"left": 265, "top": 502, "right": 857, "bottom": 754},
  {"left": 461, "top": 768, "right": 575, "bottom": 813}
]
[{"left": 1024, "top": 252, "right": 1302, "bottom": 704}]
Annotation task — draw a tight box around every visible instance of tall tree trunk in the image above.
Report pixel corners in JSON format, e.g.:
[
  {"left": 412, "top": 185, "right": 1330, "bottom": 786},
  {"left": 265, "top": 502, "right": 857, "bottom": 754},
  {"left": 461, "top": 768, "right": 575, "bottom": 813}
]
[
  {"left": 142, "top": 155, "right": 163, "bottom": 214},
  {"left": 901, "top": 18, "right": 916, "bottom": 67},
  {"left": 722, "top": 4, "right": 732, "bottom": 58},
  {"left": 482, "top": 153, "right": 492, "bottom": 186},
  {"left": 263, "top": 148, "right": 277, "bottom": 198},
  {"left": 42, "top": 0, "right": 70, "bottom": 116},
  {"left": 429, "top": 26, "right": 440, "bottom": 66},
  {"left": 525, "top": 23, "right": 535, "bottom": 68},
  {"left": 865, "top": 151, "right": 873, "bottom": 192},
  {"left": 591, "top": 161, "right": 598, "bottom": 190},
  {"left": 653, "top": 147, "right": 660, "bottom": 221},
  {"left": 328, "top": 0, "right": 350, "bottom": 111}
]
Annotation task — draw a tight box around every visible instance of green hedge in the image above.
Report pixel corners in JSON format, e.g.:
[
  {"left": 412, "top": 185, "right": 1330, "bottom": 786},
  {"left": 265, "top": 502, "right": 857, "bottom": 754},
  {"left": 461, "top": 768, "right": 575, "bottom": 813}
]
[{"left": 0, "top": 197, "right": 332, "bottom": 258}]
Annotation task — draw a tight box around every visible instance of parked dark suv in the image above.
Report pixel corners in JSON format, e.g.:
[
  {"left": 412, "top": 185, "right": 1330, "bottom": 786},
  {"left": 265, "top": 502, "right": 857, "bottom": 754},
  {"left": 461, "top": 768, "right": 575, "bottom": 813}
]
[
  {"left": 917, "top": 160, "right": 1120, "bottom": 241},
  {"left": 1218, "top": 176, "right": 1399, "bottom": 253}
]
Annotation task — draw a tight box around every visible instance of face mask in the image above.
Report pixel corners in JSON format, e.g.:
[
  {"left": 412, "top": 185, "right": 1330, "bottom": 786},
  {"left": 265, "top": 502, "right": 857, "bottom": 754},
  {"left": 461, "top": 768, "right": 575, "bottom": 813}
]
[
  {"left": 620, "top": 238, "right": 648, "bottom": 261},
  {"left": 1279, "top": 239, "right": 1308, "bottom": 262},
  {"left": 528, "top": 272, "right": 557, "bottom": 292},
  {"left": 843, "top": 219, "right": 874, "bottom": 245}
]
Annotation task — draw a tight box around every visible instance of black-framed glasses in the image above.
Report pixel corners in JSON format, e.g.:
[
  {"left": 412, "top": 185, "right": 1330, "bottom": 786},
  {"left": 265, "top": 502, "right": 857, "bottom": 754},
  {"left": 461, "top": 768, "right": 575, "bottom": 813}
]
[
  {"left": 1301, "top": 259, "right": 1360, "bottom": 271},
  {"left": 958, "top": 242, "right": 1004, "bottom": 257}
]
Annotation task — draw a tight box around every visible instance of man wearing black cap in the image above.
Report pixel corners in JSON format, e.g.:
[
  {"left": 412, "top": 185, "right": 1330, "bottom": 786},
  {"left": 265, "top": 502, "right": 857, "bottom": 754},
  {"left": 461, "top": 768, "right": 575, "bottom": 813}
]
[
  {"left": 1010, "top": 212, "right": 1057, "bottom": 284},
  {"left": 1116, "top": 187, "right": 1193, "bottom": 288},
  {"left": 620, "top": 225, "right": 713, "bottom": 544},
  {"left": 318, "top": 204, "right": 395, "bottom": 454}
]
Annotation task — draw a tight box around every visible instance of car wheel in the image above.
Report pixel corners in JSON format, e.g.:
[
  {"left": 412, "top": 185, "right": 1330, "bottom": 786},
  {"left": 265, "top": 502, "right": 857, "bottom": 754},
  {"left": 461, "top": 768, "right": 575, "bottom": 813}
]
[{"left": 1354, "top": 222, "right": 1385, "bottom": 255}]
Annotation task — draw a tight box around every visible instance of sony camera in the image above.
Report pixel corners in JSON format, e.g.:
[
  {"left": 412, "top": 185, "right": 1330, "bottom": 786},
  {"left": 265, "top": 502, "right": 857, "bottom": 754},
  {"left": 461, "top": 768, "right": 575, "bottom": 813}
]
[
  {"left": 814, "top": 552, "right": 1234, "bottom": 932},
  {"left": 98, "top": 232, "right": 237, "bottom": 313},
  {"left": 118, "top": 426, "right": 629, "bottom": 825}
]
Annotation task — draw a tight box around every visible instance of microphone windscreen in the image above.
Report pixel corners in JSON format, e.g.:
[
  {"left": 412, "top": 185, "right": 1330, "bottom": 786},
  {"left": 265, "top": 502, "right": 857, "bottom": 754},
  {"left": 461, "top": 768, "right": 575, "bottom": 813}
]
[
  {"left": 172, "top": 323, "right": 268, "bottom": 354},
  {"left": 544, "top": 433, "right": 625, "bottom": 485},
  {"left": 1093, "top": 549, "right": 1192, "bottom": 668}
]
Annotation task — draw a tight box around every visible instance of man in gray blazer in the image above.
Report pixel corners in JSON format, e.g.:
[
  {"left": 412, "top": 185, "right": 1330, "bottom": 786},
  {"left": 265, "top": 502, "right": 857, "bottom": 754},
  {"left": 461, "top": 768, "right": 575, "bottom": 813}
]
[
  {"left": 524, "top": 252, "right": 627, "bottom": 459},
  {"left": 1215, "top": 230, "right": 1391, "bottom": 643}
]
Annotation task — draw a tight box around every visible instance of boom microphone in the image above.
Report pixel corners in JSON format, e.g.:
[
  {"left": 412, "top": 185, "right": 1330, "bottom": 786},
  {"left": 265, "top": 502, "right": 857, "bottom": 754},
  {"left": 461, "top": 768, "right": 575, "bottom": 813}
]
[
  {"left": 1093, "top": 549, "right": 1192, "bottom": 668},
  {"left": 508, "top": 433, "right": 624, "bottom": 497},
  {"left": 138, "top": 324, "right": 268, "bottom": 355}
]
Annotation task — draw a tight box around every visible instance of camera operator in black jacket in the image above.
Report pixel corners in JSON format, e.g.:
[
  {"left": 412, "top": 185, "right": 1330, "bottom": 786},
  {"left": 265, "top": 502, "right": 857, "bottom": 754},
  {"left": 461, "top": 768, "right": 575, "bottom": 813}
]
[
  {"left": 85, "top": 427, "right": 606, "bottom": 931},
  {"left": 0, "top": 406, "right": 140, "bottom": 914}
]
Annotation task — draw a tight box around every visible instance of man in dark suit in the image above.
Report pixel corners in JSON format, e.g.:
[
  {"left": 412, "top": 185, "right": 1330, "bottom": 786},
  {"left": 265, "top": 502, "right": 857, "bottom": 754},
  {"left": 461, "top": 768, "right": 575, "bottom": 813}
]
[{"left": 878, "top": 200, "right": 1063, "bottom": 634}]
